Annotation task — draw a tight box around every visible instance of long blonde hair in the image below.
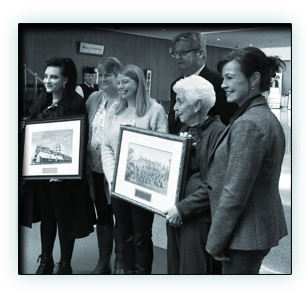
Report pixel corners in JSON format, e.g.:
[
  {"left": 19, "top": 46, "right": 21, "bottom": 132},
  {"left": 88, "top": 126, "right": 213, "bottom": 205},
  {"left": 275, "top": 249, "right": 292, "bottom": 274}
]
[{"left": 115, "top": 64, "right": 151, "bottom": 117}]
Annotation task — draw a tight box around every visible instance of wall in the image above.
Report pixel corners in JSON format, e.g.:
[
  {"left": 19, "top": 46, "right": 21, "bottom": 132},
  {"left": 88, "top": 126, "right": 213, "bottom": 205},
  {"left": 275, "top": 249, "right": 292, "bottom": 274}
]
[
  {"left": 20, "top": 24, "right": 232, "bottom": 104},
  {"left": 260, "top": 47, "right": 291, "bottom": 94}
]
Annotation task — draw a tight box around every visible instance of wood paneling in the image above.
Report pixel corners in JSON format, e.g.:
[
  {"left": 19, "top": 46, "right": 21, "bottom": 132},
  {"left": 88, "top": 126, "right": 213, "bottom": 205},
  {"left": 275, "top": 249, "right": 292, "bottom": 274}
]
[
  {"left": 19, "top": 25, "right": 232, "bottom": 103},
  {"left": 206, "top": 46, "right": 232, "bottom": 71}
]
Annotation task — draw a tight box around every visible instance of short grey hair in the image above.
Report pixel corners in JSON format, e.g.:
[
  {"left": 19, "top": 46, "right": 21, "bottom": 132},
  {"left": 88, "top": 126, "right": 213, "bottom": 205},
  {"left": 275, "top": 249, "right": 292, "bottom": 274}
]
[
  {"left": 171, "top": 32, "right": 207, "bottom": 62},
  {"left": 173, "top": 75, "right": 216, "bottom": 116}
]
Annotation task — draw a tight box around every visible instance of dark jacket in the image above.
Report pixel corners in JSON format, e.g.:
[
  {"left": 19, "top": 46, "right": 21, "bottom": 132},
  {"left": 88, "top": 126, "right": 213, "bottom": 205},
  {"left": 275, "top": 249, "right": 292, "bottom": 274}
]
[
  {"left": 19, "top": 92, "right": 95, "bottom": 239},
  {"left": 176, "top": 115, "right": 225, "bottom": 223},
  {"left": 168, "top": 65, "right": 239, "bottom": 134},
  {"left": 78, "top": 83, "right": 99, "bottom": 102}
]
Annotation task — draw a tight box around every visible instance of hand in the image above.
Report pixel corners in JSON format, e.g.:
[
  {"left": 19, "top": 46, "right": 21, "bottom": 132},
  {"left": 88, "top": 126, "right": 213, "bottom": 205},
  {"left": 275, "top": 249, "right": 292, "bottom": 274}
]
[
  {"left": 163, "top": 206, "right": 183, "bottom": 227},
  {"left": 19, "top": 117, "right": 30, "bottom": 134},
  {"left": 19, "top": 120, "right": 26, "bottom": 134},
  {"left": 121, "top": 120, "right": 135, "bottom": 126},
  {"left": 109, "top": 181, "right": 113, "bottom": 195},
  {"left": 179, "top": 132, "right": 196, "bottom": 146},
  {"left": 213, "top": 253, "right": 230, "bottom": 262},
  {"left": 179, "top": 132, "right": 189, "bottom": 138}
]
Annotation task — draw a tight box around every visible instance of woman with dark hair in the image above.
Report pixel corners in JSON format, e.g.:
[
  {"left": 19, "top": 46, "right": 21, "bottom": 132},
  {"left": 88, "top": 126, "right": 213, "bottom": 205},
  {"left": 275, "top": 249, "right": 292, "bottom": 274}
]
[
  {"left": 29, "top": 57, "right": 80, "bottom": 118},
  {"left": 20, "top": 57, "right": 95, "bottom": 275},
  {"left": 205, "top": 47, "right": 288, "bottom": 274},
  {"left": 101, "top": 64, "right": 168, "bottom": 274},
  {"left": 86, "top": 57, "right": 124, "bottom": 274}
]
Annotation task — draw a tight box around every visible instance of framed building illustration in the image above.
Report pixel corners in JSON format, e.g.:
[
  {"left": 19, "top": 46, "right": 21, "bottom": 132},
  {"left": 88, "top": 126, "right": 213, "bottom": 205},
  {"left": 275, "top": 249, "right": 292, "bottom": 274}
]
[{"left": 22, "top": 115, "right": 86, "bottom": 180}]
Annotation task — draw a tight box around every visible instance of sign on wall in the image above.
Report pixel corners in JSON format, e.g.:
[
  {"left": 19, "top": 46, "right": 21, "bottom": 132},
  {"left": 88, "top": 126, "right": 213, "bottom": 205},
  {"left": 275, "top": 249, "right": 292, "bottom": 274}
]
[{"left": 79, "top": 41, "right": 104, "bottom": 56}]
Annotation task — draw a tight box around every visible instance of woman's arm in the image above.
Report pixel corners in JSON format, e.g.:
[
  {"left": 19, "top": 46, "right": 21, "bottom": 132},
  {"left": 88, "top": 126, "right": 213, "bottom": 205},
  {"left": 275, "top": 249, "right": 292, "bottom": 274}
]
[
  {"left": 150, "top": 103, "right": 169, "bottom": 133},
  {"left": 101, "top": 108, "right": 116, "bottom": 186},
  {"left": 176, "top": 126, "right": 225, "bottom": 218}
]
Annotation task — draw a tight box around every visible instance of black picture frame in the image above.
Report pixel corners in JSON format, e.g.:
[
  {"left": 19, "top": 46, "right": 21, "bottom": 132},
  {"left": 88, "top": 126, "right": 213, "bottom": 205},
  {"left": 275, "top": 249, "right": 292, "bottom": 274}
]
[
  {"left": 21, "top": 115, "right": 86, "bottom": 180},
  {"left": 111, "top": 125, "right": 191, "bottom": 217}
]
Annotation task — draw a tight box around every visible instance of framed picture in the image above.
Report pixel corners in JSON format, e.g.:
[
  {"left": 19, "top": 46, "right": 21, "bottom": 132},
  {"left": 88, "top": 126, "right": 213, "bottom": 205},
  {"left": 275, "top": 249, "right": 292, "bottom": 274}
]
[
  {"left": 21, "top": 115, "right": 86, "bottom": 180},
  {"left": 112, "top": 126, "right": 191, "bottom": 217}
]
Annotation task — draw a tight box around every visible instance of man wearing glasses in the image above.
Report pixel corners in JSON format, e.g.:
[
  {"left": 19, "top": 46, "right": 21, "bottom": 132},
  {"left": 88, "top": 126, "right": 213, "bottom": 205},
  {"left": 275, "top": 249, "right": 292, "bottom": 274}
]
[
  {"left": 166, "top": 32, "right": 238, "bottom": 275},
  {"left": 168, "top": 31, "right": 238, "bottom": 134}
]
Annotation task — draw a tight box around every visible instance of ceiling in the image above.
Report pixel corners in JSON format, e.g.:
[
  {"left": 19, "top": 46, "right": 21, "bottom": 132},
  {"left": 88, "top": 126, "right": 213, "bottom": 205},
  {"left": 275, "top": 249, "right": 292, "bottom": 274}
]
[{"left": 89, "top": 24, "right": 291, "bottom": 49}]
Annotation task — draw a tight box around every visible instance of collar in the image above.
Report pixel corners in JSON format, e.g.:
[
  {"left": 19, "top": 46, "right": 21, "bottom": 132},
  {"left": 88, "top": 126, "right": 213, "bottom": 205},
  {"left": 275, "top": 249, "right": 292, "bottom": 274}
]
[
  {"left": 101, "top": 93, "right": 108, "bottom": 109},
  {"left": 229, "top": 94, "right": 265, "bottom": 124},
  {"left": 84, "top": 81, "right": 94, "bottom": 88},
  {"left": 46, "top": 101, "right": 58, "bottom": 110},
  {"left": 184, "top": 115, "right": 216, "bottom": 145},
  {"left": 183, "top": 64, "right": 205, "bottom": 78},
  {"left": 194, "top": 64, "right": 205, "bottom": 76}
]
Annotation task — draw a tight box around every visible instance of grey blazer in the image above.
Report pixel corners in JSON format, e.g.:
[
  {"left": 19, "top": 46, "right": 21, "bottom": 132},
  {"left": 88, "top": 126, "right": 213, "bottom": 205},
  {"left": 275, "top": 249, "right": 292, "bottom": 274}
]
[{"left": 206, "top": 96, "right": 288, "bottom": 256}]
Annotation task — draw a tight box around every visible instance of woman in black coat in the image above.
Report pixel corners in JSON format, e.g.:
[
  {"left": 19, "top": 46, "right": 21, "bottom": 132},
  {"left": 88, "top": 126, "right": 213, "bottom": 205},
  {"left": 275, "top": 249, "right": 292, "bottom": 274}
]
[{"left": 19, "top": 57, "right": 95, "bottom": 274}]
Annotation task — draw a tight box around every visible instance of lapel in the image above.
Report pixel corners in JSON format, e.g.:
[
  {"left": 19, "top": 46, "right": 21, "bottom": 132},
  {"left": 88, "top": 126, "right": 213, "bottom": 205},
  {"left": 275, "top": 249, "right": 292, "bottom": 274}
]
[
  {"left": 209, "top": 95, "right": 267, "bottom": 159},
  {"left": 89, "top": 91, "right": 104, "bottom": 124},
  {"left": 199, "top": 65, "right": 211, "bottom": 80}
]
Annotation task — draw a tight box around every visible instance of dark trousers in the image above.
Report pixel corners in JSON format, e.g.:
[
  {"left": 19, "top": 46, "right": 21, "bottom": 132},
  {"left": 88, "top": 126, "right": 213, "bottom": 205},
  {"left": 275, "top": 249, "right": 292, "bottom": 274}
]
[
  {"left": 167, "top": 218, "right": 222, "bottom": 274},
  {"left": 111, "top": 197, "right": 154, "bottom": 272},
  {"left": 222, "top": 249, "right": 271, "bottom": 274},
  {"left": 40, "top": 191, "right": 75, "bottom": 263},
  {"left": 92, "top": 171, "right": 113, "bottom": 225}
]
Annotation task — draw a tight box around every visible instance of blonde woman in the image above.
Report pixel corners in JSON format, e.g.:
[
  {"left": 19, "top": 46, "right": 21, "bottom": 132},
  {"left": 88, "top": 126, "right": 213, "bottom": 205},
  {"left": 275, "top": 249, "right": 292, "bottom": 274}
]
[{"left": 102, "top": 65, "right": 168, "bottom": 274}]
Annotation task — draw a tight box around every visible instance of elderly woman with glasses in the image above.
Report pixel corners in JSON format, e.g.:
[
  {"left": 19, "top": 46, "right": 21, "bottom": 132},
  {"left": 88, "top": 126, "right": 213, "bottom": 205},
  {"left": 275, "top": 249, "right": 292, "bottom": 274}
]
[{"left": 164, "top": 75, "right": 225, "bottom": 274}]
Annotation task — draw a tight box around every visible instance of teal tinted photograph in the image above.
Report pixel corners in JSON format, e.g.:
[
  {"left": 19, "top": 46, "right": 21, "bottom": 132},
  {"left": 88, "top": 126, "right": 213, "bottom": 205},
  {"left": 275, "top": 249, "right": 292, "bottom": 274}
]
[{"left": 0, "top": 5, "right": 305, "bottom": 293}]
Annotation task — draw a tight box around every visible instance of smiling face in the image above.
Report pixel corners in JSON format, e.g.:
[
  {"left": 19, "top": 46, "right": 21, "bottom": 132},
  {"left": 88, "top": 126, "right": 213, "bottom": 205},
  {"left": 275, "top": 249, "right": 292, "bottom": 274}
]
[
  {"left": 173, "top": 91, "right": 196, "bottom": 125},
  {"left": 221, "top": 59, "right": 251, "bottom": 106},
  {"left": 117, "top": 73, "right": 138, "bottom": 101},
  {"left": 84, "top": 73, "right": 96, "bottom": 86},
  {"left": 43, "top": 66, "right": 67, "bottom": 95},
  {"left": 98, "top": 67, "right": 117, "bottom": 92}
]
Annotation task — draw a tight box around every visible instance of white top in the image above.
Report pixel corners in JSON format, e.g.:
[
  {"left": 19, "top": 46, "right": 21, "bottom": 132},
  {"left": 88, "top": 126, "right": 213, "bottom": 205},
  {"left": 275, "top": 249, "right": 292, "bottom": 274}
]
[{"left": 101, "top": 100, "right": 168, "bottom": 187}]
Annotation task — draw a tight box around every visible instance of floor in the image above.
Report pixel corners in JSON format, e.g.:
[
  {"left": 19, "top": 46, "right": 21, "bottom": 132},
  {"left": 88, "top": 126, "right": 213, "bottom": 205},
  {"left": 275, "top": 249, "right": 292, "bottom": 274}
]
[{"left": 19, "top": 108, "right": 291, "bottom": 275}]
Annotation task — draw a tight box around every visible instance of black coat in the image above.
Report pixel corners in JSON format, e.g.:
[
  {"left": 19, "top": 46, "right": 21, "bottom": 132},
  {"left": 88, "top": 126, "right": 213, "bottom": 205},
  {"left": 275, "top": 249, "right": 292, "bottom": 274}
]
[
  {"left": 78, "top": 83, "right": 99, "bottom": 102},
  {"left": 19, "top": 93, "right": 95, "bottom": 239},
  {"left": 168, "top": 65, "right": 239, "bottom": 134}
]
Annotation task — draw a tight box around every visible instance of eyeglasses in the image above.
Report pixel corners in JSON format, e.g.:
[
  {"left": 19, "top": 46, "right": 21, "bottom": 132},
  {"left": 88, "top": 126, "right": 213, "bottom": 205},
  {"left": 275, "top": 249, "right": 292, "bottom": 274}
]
[{"left": 169, "top": 48, "right": 200, "bottom": 58}]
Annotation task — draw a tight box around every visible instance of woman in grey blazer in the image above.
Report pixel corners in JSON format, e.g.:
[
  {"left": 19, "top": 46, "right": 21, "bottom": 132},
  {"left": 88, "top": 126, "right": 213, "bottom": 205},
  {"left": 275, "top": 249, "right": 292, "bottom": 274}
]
[{"left": 205, "top": 47, "right": 288, "bottom": 274}]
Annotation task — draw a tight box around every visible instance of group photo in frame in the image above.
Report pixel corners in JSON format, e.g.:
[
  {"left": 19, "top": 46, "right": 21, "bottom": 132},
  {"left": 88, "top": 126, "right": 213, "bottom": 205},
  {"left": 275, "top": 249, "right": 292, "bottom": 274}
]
[
  {"left": 111, "top": 125, "right": 191, "bottom": 216},
  {"left": 21, "top": 115, "right": 86, "bottom": 180}
]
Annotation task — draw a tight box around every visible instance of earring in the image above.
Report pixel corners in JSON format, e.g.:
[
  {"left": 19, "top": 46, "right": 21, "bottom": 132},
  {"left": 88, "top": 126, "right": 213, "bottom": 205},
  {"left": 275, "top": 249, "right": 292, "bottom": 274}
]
[{"left": 251, "top": 87, "right": 255, "bottom": 90}]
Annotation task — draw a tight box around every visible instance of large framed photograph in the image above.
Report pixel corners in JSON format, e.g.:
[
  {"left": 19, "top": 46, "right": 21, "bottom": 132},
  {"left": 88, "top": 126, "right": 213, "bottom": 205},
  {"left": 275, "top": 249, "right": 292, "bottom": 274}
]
[
  {"left": 112, "top": 126, "right": 191, "bottom": 217},
  {"left": 21, "top": 115, "right": 86, "bottom": 180}
]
